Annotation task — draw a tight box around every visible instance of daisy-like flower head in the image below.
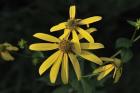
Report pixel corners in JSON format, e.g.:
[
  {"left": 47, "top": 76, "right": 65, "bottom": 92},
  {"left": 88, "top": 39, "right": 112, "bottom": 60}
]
[
  {"left": 0, "top": 43, "right": 19, "bottom": 61},
  {"left": 93, "top": 57, "right": 123, "bottom": 83},
  {"left": 29, "top": 32, "right": 104, "bottom": 84},
  {"left": 50, "top": 5, "right": 102, "bottom": 43}
]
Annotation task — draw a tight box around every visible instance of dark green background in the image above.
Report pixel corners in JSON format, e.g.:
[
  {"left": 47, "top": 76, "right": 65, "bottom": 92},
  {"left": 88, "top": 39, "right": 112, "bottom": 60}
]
[{"left": 0, "top": 0, "right": 140, "bottom": 93}]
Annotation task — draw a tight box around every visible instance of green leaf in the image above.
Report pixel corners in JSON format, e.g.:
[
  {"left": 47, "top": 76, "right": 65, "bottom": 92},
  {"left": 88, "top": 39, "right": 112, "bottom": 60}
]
[
  {"left": 96, "top": 91, "right": 106, "bottom": 93},
  {"left": 70, "top": 80, "right": 83, "bottom": 93},
  {"left": 81, "top": 78, "right": 93, "bottom": 93},
  {"left": 121, "top": 49, "right": 133, "bottom": 63},
  {"left": 52, "top": 85, "right": 72, "bottom": 93},
  {"left": 70, "top": 78, "right": 95, "bottom": 93},
  {"left": 32, "top": 52, "right": 44, "bottom": 58},
  {"left": 115, "top": 38, "right": 132, "bottom": 49},
  {"left": 32, "top": 58, "right": 39, "bottom": 65},
  {"left": 127, "top": 20, "right": 136, "bottom": 27}
]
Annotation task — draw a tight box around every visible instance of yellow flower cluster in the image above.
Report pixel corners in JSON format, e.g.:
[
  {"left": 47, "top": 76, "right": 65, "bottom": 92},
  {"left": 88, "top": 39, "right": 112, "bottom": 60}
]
[
  {"left": 29, "top": 5, "right": 104, "bottom": 84},
  {"left": 0, "top": 43, "right": 19, "bottom": 61},
  {"left": 93, "top": 57, "right": 122, "bottom": 83}
]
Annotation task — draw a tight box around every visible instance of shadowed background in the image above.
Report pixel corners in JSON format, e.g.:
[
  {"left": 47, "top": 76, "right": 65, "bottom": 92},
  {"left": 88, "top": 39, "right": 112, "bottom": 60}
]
[{"left": 0, "top": 0, "right": 140, "bottom": 93}]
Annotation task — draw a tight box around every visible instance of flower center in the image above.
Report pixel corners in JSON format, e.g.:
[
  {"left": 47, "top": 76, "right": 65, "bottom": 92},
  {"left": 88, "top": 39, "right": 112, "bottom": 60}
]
[
  {"left": 66, "top": 19, "right": 79, "bottom": 30},
  {"left": 58, "top": 39, "right": 74, "bottom": 53}
]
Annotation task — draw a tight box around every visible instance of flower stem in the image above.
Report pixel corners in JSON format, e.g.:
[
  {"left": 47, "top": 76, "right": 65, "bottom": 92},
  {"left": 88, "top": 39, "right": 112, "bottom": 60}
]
[
  {"left": 82, "top": 74, "right": 95, "bottom": 78},
  {"left": 131, "top": 29, "right": 137, "bottom": 41},
  {"left": 133, "top": 35, "right": 140, "bottom": 42},
  {"left": 111, "top": 50, "right": 121, "bottom": 58}
]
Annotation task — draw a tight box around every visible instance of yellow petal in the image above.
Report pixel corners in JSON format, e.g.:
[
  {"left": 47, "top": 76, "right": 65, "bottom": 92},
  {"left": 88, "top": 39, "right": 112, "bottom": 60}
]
[
  {"left": 39, "top": 50, "right": 61, "bottom": 75},
  {"left": 0, "top": 51, "right": 14, "bottom": 61},
  {"left": 81, "top": 43, "right": 104, "bottom": 50},
  {"left": 79, "top": 16, "right": 102, "bottom": 25},
  {"left": 33, "top": 33, "right": 60, "bottom": 42},
  {"left": 50, "top": 22, "right": 66, "bottom": 32},
  {"left": 61, "top": 53, "right": 69, "bottom": 84},
  {"left": 3, "top": 43, "right": 19, "bottom": 51},
  {"left": 79, "top": 50, "right": 103, "bottom": 65},
  {"left": 97, "top": 65, "right": 114, "bottom": 80},
  {"left": 69, "top": 5, "right": 76, "bottom": 19},
  {"left": 76, "top": 27, "right": 94, "bottom": 43},
  {"left": 6, "top": 46, "right": 19, "bottom": 51},
  {"left": 114, "top": 67, "right": 122, "bottom": 83},
  {"left": 93, "top": 64, "right": 114, "bottom": 74},
  {"left": 59, "top": 29, "right": 70, "bottom": 40},
  {"left": 29, "top": 43, "right": 58, "bottom": 51},
  {"left": 68, "top": 53, "right": 81, "bottom": 80},
  {"left": 100, "top": 57, "right": 114, "bottom": 62},
  {"left": 113, "top": 67, "right": 117, "bottom": 78},
  {"left": 50, "top": 52, "right": 63, "bottom": 83},
  {"left": 71, "top": 30, "right": 81, "bottom": 54},
  {"left": 78, "top": 28, "right": 97, "bottom": 40}
]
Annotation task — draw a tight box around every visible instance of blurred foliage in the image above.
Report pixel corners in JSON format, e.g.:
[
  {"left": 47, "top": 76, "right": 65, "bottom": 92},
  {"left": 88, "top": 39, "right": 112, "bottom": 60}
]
[{"left": 0, "top": 0, "right": 140, "bottom": 93}]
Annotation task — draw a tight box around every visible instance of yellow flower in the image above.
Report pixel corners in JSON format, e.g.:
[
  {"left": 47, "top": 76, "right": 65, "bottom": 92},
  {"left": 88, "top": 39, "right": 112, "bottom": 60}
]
[
  {"left": 93, "top": 57, "right": 122, "bottom": 83},
  {"left": 50, "top": 5, "right": 102, "bottom": 42},
  {"left": 29, "top": 33, "right": 104, "bottom": 84},
  {"left": 0, "top": 43, "right": 19, "bottom": 61}
]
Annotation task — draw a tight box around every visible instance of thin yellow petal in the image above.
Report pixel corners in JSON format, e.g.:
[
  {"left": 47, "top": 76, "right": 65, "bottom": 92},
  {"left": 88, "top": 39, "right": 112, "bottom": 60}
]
[
  {"left": 78, "top": 28, "right": 97, "bottom": 40},
  {"left": 33, "top": 33, "right": 60, "bottom": 42},
  {"left": 97, "top": 65, "right": 114, "bottom": 80},
  {"left": 3, "top": 43, "right": 19, "bottom": 51},
  {"left": 59, "top": 29, "right": 70, "bottom": 40},
  {"left": 86, "top": 27, "right": 97, "bottom": 33},
  {"left": 93, "top": 64, "right": 114, "bottom": 74},
  {"left": 113, "top": 67, "right": 117, "bottom": 78},
  {"left": 29, "top": 43, "right": 58, "bottom": 51},
  {"left": 114, "top": 67, "right": 122, "bottom": 83},
  {"left": 50, "top": 22, "right": 66, "bottom": 32},
  {"left": 81, "top": 43, "right": 104, "bottom": 50},
  {"left": 0, "top": 51, "right": 14, "bottom": 61},
  {"left": 6, "top": 46, "right": 19, "bottom": 51},
  {"left": 68, "top": 53, "right": 81, "bottom": 80},
  {"left": 69, "top": 5, "right": 76, "bottom": 19},
  {"left": 71, "top": 30, "right": 81, "bottom": 54},
  {"left": 50, "top": 52, "right": 63, "bottom": 83},
  {"left": 61, "top": 53, "right": 69, "bottom": 84},
  {"left": 39, "top": 50, "right": 61, "bottom": 75},
  {"left": 77, "top": 27, "right": 94, "bottom": 43},
  {"left": 79, "top": 50, "right": 103, "bottom": 65},
  {"left": 100, "top": 57, "right": 114, "bottom": 62},
  {"left": 79, "top": 16, "right": 102, "bottom": 25}
]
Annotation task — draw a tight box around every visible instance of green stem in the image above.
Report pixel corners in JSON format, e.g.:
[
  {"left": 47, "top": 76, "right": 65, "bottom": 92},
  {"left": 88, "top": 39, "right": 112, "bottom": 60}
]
[
  {"left": 133, "top": 35, "right": 140, "bottom": 42},
  {"left": 131, "top": 29, "right": 137, "bottom": 41},
  {"left": 111, "top": 50, "right": 121, "bottom": 58},
  {"left": 82, "top": 74, "right": 95, "bottom": 78}
]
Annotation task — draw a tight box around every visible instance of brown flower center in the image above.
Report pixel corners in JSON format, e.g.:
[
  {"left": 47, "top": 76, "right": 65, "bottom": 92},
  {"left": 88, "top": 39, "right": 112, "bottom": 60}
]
[
  {"left": 58, "top": 39, "right": 74, "bottom": 53},
  {"left": 66, "top": 19, "right": 79, "bottom": 30}
]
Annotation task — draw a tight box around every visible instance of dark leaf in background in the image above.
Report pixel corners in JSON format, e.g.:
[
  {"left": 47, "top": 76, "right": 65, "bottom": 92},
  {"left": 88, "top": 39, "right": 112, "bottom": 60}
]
[
  {"left": 52, "top": 85, "right": 72, "bottom": 93},
  {"left": 115, "top": 38, "right": 132, "bottom": 49},
  {"left": 120, "top": 48, "right": 133, "bottom": 63}
]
